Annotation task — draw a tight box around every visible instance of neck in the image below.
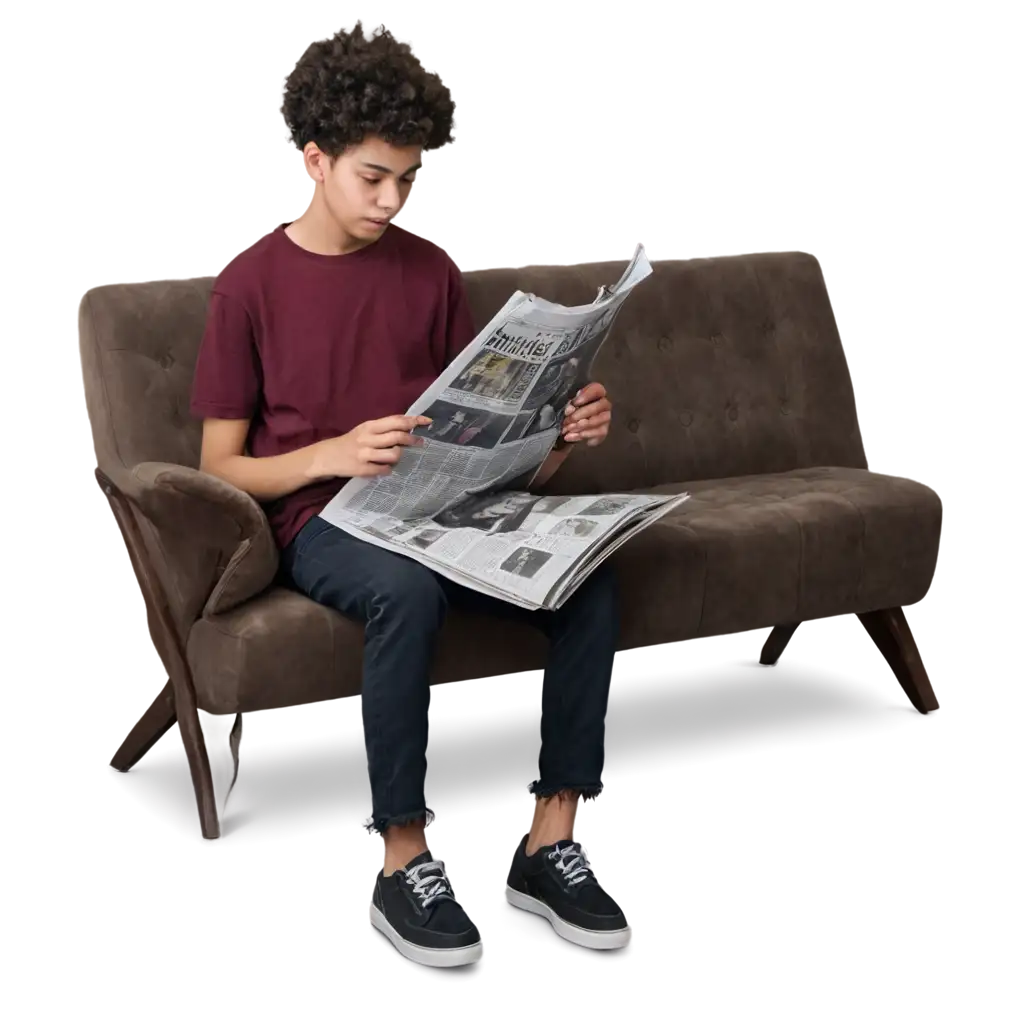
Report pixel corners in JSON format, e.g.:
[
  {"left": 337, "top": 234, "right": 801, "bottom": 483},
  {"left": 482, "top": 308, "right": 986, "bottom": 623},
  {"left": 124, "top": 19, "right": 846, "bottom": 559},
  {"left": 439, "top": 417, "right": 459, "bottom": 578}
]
[{"left": 286, "top": 192, "right": 371, "bottom": 256}]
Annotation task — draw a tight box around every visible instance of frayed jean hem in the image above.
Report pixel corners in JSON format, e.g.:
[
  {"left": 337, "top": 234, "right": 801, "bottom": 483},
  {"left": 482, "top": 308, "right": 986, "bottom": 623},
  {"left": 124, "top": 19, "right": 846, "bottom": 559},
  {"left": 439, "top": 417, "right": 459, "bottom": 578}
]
[
  {"left": 524, "top": 778, "right": 602, "bottom": 802},
  {"left": 366, "top": 811, "right": 434, "bottom": 835}
]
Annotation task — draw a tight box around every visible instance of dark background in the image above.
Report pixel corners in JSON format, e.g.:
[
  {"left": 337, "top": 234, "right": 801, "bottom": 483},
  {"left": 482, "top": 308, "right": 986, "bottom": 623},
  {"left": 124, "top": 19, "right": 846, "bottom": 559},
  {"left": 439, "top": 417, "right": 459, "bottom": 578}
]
[{"left": 2, "top": 4, "right": 1024, "bottom": 1019}]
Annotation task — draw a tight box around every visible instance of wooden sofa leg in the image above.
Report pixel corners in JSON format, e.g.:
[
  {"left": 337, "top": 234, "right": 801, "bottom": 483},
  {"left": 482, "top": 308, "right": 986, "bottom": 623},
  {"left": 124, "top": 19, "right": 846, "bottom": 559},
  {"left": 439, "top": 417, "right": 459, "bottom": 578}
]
[
  {"left": 857, "top": 607, "right": 939, "bottom": 714},
  {"left": 761, "top": 622, "right": 798, "bottom": 663},
  {"left": 173, "top": 678, "right": 221, "bottom": 839},
  {"left": 97, "top": 468, "right": 221, "bottom": 839},
  {"left": 111, "top": 679, "right": 177, "bottom": 772}
]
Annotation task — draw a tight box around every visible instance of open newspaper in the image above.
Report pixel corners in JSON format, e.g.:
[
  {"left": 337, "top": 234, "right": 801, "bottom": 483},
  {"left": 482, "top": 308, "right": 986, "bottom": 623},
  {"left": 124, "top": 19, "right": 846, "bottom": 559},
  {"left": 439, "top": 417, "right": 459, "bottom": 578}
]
[{"left": 319, "top": 243, "right": 690, "bottom": 610}]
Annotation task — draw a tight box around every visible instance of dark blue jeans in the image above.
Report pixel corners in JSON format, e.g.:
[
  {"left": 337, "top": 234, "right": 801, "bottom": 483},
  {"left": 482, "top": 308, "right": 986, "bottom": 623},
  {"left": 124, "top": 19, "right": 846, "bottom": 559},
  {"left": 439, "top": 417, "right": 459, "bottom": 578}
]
[{"left": 280, "top": 514, "right": 619, "bottom": 834}]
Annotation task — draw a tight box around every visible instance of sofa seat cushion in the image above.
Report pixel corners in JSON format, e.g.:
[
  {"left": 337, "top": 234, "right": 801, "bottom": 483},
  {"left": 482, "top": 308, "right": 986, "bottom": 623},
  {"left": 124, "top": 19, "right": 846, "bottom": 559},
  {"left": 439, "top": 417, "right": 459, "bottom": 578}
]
[
  {"left": 188, "top": 466, "right": 940, "bottom": 714},
  {"left": 611, "top": 466, "right": 941, "bottom": 647},
  {"left": 187, "top": 583, "right": 551, "bottom": 714}
]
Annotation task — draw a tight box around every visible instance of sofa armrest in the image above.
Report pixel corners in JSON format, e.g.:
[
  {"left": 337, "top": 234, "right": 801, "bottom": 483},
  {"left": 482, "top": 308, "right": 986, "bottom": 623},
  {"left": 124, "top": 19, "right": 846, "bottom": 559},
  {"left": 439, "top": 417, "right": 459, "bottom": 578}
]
[{"left": 122, "top": 461, "right": 278, "bottom": 617}]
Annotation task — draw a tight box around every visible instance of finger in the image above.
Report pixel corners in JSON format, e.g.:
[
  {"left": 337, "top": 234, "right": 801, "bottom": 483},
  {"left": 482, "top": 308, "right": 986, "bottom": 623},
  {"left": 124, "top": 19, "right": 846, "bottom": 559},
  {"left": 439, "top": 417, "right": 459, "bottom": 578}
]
[
  {"left": 573, "top": 382, "right": 606, "bottom": 404},
  {"left": 569, "top": 405, "right": 611, "bottom": 428},
  {"left": 368, "top": 426, "right": 429, "bottom": 446},
  {"left": 361, "top": 446, "right": 401, "bottom": 465},
  {"left": 566, "top": 423, "right": 609, "bottom": 441},
  {"left": 568, "top": 409, "right": 612, "bottom": 430},
  {"left": 363, "top": 429, "right": 423, "bottom": 448},
  {"left": 570, "top": 398, "right": 611, "bottom": 421},
  {"left": 564, "top": 416, "right": 610, "bottom": 438},
  {"left": 371, "top": 415, "right": 432, "bottom": 434}
]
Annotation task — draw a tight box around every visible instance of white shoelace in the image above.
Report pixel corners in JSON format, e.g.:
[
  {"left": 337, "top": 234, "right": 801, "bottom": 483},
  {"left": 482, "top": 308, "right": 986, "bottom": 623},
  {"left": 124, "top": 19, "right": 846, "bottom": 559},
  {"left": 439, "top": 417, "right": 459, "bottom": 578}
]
[
  {"left": 402, "top": 860, "right": 455, "bottom": 908},
  {"left": 548, "top": 842, "right": 594, "bottom": 886}
]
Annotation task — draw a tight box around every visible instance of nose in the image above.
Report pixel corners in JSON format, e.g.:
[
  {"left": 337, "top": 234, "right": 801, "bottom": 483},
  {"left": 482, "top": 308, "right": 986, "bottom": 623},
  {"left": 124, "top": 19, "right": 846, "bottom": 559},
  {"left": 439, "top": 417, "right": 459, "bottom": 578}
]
[{"left": 379, "top": 179, "right": 402, "bottom": 212}]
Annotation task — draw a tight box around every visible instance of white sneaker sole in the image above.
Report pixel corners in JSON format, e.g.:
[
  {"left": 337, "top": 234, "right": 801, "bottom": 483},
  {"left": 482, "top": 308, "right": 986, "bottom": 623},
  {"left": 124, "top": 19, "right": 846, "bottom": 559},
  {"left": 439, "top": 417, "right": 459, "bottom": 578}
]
[
  {"left": 505, "top": 885, "right": 632, "bottom": 949},
  {"left": 369, "top": 903, "right": 482, "bottom": 967}
]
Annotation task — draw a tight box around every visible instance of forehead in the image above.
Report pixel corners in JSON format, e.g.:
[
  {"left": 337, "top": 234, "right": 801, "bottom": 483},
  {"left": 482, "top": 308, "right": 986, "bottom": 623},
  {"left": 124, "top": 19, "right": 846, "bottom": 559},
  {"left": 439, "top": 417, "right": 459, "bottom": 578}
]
[{"left": 347, "top": 135, "right": 422, "bottom": 171}]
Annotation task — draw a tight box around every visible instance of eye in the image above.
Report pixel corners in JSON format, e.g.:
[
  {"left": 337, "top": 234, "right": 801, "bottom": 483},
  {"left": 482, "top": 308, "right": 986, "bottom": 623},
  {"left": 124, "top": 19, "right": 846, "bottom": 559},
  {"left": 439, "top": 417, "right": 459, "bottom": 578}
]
[
  {"left": 362, "top": 176, "right": 381, "bottom": 184},
  {"left": 401, "top": 177, "right": 416, "bottom": 185}
]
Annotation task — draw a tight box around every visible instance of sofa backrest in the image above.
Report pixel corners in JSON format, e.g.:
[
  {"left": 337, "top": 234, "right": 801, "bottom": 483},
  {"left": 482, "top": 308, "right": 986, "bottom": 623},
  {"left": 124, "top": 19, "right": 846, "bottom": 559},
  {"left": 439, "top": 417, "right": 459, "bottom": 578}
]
[
  {"left": 80, "top": 278, "right": 210, "bottom": 487},
  {"left": 462, "top": 252, "right": 867, "bottom": 495},
  {"left": 79, "top": 250, "right": 866, "bottom": 494}
]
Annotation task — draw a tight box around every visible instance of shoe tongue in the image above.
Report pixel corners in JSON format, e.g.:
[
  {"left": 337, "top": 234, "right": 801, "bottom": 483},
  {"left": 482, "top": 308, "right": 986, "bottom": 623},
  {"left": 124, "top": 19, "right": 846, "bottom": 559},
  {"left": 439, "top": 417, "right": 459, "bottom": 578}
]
[
  {"left": 403, "top": 850, "right": 435, "bottom": 871},
  {"left": 547, "top": 840, "right": 596, "bottom": 884}
]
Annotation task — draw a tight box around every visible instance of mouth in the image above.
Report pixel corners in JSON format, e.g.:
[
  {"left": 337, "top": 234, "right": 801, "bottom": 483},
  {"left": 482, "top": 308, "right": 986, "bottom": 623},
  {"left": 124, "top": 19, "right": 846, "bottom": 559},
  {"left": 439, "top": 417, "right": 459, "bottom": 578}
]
[{"left": 366, "top": 218, "right": 390, "bottom": 228}]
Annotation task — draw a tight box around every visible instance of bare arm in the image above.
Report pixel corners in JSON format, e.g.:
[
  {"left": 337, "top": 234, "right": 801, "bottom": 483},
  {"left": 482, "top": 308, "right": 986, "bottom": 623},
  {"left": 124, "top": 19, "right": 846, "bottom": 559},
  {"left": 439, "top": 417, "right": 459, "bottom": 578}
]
[
  {"left": 199, "top": 418, "right": 319, "bottom": 501},
  {"left": 198, "top": 414, "right": 432, "bottom": 501},
  {"left": 529, "top": 445, "right": 573, "bottom": 490}
]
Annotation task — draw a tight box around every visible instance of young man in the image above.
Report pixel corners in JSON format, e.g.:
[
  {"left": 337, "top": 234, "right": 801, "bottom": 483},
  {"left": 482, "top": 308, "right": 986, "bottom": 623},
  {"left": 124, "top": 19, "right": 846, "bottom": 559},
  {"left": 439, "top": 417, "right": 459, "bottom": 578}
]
[{"left": 190, "top": 23, "right": 628, "bottom": 967}]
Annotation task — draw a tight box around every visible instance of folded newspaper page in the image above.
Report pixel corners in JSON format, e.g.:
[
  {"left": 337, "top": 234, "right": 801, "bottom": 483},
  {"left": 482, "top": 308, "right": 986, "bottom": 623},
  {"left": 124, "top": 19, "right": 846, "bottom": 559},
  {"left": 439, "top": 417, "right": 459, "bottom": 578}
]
[{"left": 319, "top": 243, "right": 690, "bottom": 610}]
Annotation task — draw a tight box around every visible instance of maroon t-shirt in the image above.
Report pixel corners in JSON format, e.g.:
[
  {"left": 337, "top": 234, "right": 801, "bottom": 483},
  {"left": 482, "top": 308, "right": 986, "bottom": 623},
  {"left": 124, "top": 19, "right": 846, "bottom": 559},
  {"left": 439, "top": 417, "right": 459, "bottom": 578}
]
[{"left": 190, "top": 222, "right": 477, "bottom": 549}]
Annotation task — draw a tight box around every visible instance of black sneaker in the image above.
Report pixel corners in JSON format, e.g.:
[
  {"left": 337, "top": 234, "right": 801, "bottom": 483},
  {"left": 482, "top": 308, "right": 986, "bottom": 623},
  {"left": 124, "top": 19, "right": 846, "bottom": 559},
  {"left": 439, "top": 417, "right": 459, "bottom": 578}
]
[
  {"left": 506, "top": 833, "right": 631, "bottom": 949},
  {"left": 370, "top": 850, "right": 482, "bottom": 967}
]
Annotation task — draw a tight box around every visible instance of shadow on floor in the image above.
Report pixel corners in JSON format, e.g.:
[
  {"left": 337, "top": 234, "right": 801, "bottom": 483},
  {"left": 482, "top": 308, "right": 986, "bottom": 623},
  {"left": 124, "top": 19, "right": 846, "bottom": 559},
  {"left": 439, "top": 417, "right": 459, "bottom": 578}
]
[{"left": 103, "top": 630, "right": 1024, "bottom": 847}]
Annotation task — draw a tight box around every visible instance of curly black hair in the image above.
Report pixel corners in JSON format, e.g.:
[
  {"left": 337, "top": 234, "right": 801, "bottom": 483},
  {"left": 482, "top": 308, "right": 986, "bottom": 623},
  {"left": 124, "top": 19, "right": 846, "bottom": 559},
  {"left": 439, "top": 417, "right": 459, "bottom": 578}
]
[{"left": 281, "top": 22, "right": 456, "bottom": 160}]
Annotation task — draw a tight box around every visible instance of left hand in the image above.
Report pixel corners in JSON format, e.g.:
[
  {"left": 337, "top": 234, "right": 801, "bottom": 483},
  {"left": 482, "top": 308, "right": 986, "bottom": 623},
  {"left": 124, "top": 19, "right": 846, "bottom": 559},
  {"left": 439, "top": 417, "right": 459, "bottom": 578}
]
[{"left": 562, "top": 381, "right": 612, "bottom": 447}]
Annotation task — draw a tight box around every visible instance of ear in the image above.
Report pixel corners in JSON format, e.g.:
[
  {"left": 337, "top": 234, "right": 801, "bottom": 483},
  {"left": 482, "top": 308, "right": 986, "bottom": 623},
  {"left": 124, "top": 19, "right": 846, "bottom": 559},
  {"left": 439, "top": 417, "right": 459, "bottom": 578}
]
[{"left": 303, "top": 143, "right": 328, "bottom": 183}]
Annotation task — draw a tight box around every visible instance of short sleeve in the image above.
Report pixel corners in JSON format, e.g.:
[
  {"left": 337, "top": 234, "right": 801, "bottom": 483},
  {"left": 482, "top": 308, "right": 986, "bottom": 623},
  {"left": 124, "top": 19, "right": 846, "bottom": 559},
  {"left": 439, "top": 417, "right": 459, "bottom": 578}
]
[
  {"left": 190, "top": 290, "right": 260, "bottom": 420},
  {"left": 443, "top": 261, "right": 477, "bottom": 367}
]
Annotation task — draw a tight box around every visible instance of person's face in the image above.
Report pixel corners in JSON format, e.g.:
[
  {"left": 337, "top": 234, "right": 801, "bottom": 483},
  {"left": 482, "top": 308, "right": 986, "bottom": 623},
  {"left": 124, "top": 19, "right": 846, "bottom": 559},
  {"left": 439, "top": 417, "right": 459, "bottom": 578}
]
[{"left": 305, "top": 134, "right": 422, "bottom": 244}]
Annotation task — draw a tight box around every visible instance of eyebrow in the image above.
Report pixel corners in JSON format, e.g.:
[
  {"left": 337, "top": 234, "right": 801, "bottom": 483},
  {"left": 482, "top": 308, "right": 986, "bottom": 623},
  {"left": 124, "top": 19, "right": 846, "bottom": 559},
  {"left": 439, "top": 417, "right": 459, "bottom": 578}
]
[{"left": 360, "top": 161, "right": 422, "bottom": 176}]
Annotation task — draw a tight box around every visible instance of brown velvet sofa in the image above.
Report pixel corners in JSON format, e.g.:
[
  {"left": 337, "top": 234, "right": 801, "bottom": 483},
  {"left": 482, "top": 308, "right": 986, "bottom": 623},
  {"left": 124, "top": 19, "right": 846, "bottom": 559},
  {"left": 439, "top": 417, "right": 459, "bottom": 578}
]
[{"left": 78, "top": 251, "right": 942, "bottom": 839}]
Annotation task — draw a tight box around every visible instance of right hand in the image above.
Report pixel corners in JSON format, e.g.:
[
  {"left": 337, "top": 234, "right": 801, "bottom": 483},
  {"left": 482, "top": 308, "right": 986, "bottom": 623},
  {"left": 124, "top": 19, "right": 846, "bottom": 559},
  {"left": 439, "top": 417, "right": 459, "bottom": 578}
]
[{"left": 310, "top": 415, "right": 433, "bottom": 480}]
